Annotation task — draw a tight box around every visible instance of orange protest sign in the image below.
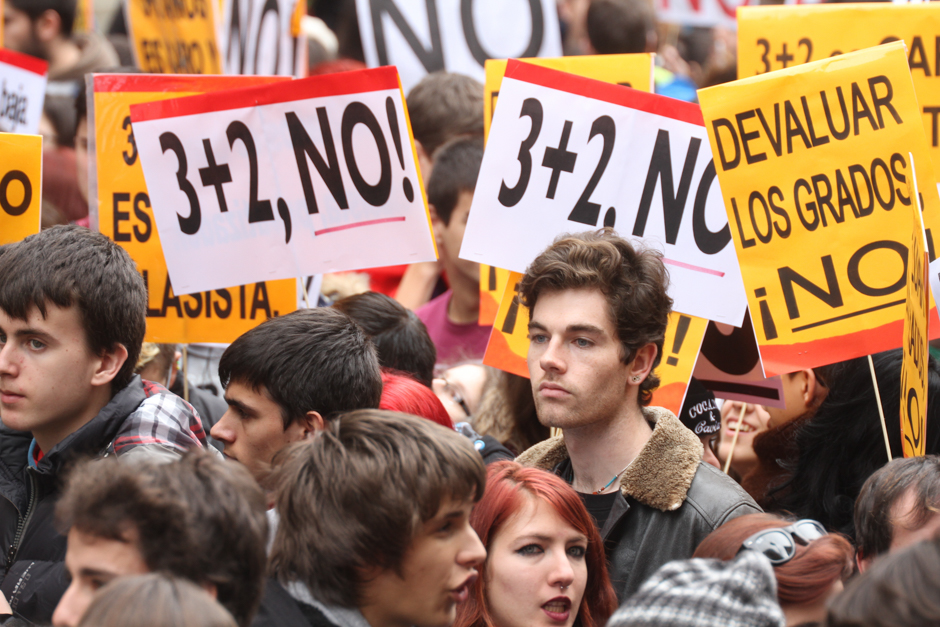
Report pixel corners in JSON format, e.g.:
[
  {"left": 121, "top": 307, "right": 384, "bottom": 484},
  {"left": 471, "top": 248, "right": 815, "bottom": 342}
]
[
  {"left": 125, "top": 0, "right": 223, "bottom": 73},
  {"left": 0, "top": 133, "right": 41, "bottom": 245},
  {"left": 91, "top": 74, "right": 295, "bottom": 343}
]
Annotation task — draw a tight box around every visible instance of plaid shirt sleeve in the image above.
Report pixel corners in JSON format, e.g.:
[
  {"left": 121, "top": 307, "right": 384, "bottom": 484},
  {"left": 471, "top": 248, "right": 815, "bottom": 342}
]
[{"left": 109, "top": 381, "right": 209, "bottom": 457}]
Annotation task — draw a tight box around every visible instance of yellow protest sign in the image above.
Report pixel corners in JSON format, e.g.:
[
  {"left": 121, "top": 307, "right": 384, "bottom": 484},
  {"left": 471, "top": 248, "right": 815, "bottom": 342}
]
[
  {"left": 900, "top": 155, "right": 928, "bottom": 458},
  {"left": 738, "top": 4, "right": 940, "bottom": 186},
  {"left": 92, "top": 74, "right": 295, "bottom": 343},
  {"left": 0, "top": 133, "right": 41, "bottom": 245},
  {"left": 125, "top": 0, "right": 223, "bottom": 73},
  {"left": 700, "top": 42, "right": 940, "bottom": 377},
  {"left": 483, "top": 272, "right": 706, "bottom": 414},
  {"left": 479, "top": 54, "right": 655, "bottom": 324}
]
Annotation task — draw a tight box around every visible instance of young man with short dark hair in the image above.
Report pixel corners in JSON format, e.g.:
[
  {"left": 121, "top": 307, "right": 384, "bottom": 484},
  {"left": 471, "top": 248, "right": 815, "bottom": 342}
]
[
  {"left": 210, "top": 307, "right": 383, "bottom": 487},
  {"left": 516, "top": 229, "right": 760, "bottom": 600},
  {"left": 269, "top": 409, "right": 487, "bottom": 627},
  {"left": 0, "top": 227, "right": 207, "bottom": 623}
]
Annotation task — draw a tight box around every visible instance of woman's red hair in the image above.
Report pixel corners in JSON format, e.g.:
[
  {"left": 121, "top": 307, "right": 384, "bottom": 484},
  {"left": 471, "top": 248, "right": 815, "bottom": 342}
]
[
  {"left": 454, "top": 461, "right": 618, "bottom": 627},
  {"left": 379, "top": 370, "right": 454, "bottom": 429},
  {"left": 693, "top": 513, "right": 854, "bottom": 606}
]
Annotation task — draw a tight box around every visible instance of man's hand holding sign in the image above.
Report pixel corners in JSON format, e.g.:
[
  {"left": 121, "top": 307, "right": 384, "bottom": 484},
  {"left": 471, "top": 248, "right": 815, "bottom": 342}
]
[{"left": 130, "top": 67, "right": 437, "bottom": 296}]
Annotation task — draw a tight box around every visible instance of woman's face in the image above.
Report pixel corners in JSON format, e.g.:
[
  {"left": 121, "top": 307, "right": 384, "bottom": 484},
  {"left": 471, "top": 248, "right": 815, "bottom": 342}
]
[
  {"left": 717, "top": 401, "right": 772, "bottom": 475},
  {"left": 485, "top": 496, "right": 588, "bottom": 627}
]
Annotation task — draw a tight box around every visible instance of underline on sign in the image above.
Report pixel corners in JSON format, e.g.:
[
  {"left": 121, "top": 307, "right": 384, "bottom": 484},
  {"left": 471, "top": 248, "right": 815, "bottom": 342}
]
[
  {"left": 791, "top": 299, "right": 905, "bottom": 333},
  {"left": 662, "top": 258, "right": 725, "bottom": 277},
  {"left": 315, "top": 216, "right": 406, "bottom": 236}
]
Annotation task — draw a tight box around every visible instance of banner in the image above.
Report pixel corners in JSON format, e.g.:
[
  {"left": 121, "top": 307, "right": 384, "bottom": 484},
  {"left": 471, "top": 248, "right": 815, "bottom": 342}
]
[
  {"left": 130, "top": 67, "right": 437, "bottom": 295},
  {"left": 462, "top": 60, "right": 748, "bottom": 326},
  {"left": 900, "top": 155, "right": 928, "bottom": 458},
  {"left": 0, "top": 133, "right": 41, "bottom": 246},
  {"left": 222, "top": 0, "right": 305, "bottom": 76},
  {"left": 91, "top": 74, "right": 295, "bottom": 343},
  {"left": 0, "top": 49, "right": 48, "bottom": 135},
  {"left": 656, "top": 0, "right": 819, "bottom": 30},
  {"left": 125, "top": 0, "right": 223, "bottom": 73},
  {"left": 699, "top": 42, "right": 940, "bottom": 377},
  {"left": 356, "top": 0, "right": 562, "bottom": 93}
]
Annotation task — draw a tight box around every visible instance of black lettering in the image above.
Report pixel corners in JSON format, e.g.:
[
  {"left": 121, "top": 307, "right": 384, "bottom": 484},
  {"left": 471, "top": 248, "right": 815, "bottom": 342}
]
[
  {"left": 852, "top": 82, "right": 879, "bottom": 135},
  {"left": 133, "top": 192, "right": 152, "bottom": 242},
  {"left": 0, "top": 170, "right": 31, "bottom": 216},
  {"left": 250, "top": 282, "right": 272, "bottom": 319},
  {"left": 801, "top": 96, "right": 829, "bottom": 147},
  {"left": 731, "top": 197, "right": 756, "bottom": 249},
  {"left": 499, "top": 98, "right": 543, "bottom": 208},
  {"left": 849, "top": 164, "right": 874, "bottom": 217},
  {"left": 811, "top": 173, "right": 842, "bottom": 226},
  {"left": 691, "top": 159, "right": 730, "bottom": 254},
  {"left": 341, "top": 101, "right": 392, "bottom": 206},
  {"left": 749, "top": 191, "right": 773, "bottom": 244},
  {"left": 370, "top": 0, "right": 444, "bottom": 72},
  {"left": 779, "top": 255, "right": 844, "bottom": 319},
  {"left": 184, "top": 292, "right": 203, "bottom": 317},
  {"left": 633, "top": 130, "right": 700, "bottom": 244},
  {"left": 568, "top": 115, "right": 615, "bottom": 226},
  {"left": 868, "top": 76, "right": 903, "bottom": 129},
  {"left": 768, "top": 186, "right": 791, "bottom": 238},
  {"left": 925, "top": 107, "right": 940, "bottom": 147},
  {"left": 908, "top": 37, "right": 931, "bottom": 76},
  {"left": 847, "top": 240, "right": 907, "bottom": 296},
  {"left": 735, "top": 110, "right": 766, "bottom": 164},
  {"left": 112, "top": 192, "right": 131, "bottom": 242},
  {"left": 161, "top": 276, "right": 183, "bottom": 318},
  {"left": 891, "top": 152, "right": 911, "bottom": 206},
  {"left": 141, "top": 270, "right": 163, "bottom": 317},
  {"left": 460, "top": 0, "right": 542, "bottom": 66},
  {"left": 286, "top": 109, "right": 348, "bottom": 214},
  {"left": 871, "top": 158, "right": 895, "bottom": 210},
  {"left": 794, "top": 178, "right": 819, "bottom": 231},
  {"left": 756, "top": 104, "right": 783, "bottom": 157},
  {"left": 785, "top": 100, "right": 811, "bottom": 153},
  {"left": 821, "top": 87, "right": 850, "bottom": 141},
  {"left": 711, "top": 118, "right": 740, "bottom": 171},
  {"left": 214, "top": 288, "right": 232, "bottom": 318},
  {"left": 252, "top": 0, "right": 280, "bottom": 74},
  {"left": 159, "top": 131, "right": 201, "bottom": 235},
  {"left": 227, "top": 121, "right": 275, "bottom": 223},
  {"left": 835, "top": 170, "right": 859, "bottom": 219}
]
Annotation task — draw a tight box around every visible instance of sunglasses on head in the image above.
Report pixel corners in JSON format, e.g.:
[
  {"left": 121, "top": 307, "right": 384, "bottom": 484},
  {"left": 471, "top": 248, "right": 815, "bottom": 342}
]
[{"left": 738, "top": 519, "right": 827, "bottom": 565}]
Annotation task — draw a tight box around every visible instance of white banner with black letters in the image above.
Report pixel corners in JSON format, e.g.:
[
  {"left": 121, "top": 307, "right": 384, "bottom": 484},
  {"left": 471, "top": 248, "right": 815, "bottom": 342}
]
[{"left": 222, "top": 0, "right": 305, "bottom": 76}]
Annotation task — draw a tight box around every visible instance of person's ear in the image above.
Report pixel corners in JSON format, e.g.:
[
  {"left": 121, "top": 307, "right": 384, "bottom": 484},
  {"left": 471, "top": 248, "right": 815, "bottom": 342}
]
[
  {"left": 802, "top": 369, "right": 828, "bottom": 409},
  {"left": 415, "top": 140, "right": 433, "bottom": 186},
  {"left": 34, "top": 9, "right": 62, "bottom": 43},
  {"left": 301, "top": 411, "right": 325, "bottom": 435},
  {"left": 201, "top": 582, "right": 218, "bottom": 599},
  {"left": 627, "top": 343, "right": 658, "bottom": 386},
  {"left": 855, "top": 550, "right": 870, "bottom": 574},
  {"left": 91, "top": 343, "right": 129, "bottom": 387}
]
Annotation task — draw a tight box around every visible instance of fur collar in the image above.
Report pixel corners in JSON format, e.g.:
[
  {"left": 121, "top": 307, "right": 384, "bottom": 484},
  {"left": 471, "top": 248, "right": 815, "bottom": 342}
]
[{"left": 516, "top": 406, "right": 704, "bottom": 512}]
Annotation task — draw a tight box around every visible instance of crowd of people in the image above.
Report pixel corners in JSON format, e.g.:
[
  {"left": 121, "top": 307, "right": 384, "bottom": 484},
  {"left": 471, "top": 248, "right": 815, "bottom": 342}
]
[{"left": 2, "top": 0, "right": 940, "bottom": 625}]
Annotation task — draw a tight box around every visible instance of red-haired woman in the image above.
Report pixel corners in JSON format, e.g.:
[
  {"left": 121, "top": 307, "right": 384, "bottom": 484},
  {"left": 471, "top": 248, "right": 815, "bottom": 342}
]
[
  {"left": 693, "top": 513, "right": 854, "bottom": 626},
  {"left": 454, "top": 461, "right": 617, "bottom": 627},
  {"left": 379, "top": 370, "right": 454, "bottom": 430}
]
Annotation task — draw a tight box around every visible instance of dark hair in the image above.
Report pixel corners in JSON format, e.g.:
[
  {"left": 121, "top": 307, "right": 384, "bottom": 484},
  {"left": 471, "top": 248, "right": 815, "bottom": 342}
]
[
  {"left": 770, "top": 350, "right": 940, "bottom": 540},
  {"left": 855, "top": 455, "right": 940, "bottom": 561},
  {"left": 333, "top": 291, "right": 436, "bottom": 387},
  {"left": 826, "top": 536, "right": 940, "bottom": 627},
  {"left": 518, "top": 229, "right": 672, "bottom": 405},
  {"left": 269, "top": 409, "right": 486, "bottom": 607},
  {"left": 454, "top": 462, "right": 618, "bottom": 627},
  {"left": 474, "top": 370, "right": 549, "bottom": 455},
  {"left": 219, "top": 308, "right": 383, "bottom": 428},
  {"left": 0, "top": 226, "right": 146, "bottom": 392},
  {"left": 427, "top": 136, "right": 484, "bottom": 226},
  {"left": 586, "top": 0, "right": 654, "bottom": 54},
  {"left": 380, "top": 370, "right": 454, "bottom": 429},
  {"left": 693, "top": 513, "right": 853, "bottom": 607},
  {"left": 77, "top": 574, "right": 238, "bottom": 627},
  {"left": 406, "top": 72, "right": 484, "bottom": 158},
  {"left": 9, "top": 0, "right": 76, "bottom": 36},
  {"left": 56, "top": 452, "right": 268, "bottom": 627}
]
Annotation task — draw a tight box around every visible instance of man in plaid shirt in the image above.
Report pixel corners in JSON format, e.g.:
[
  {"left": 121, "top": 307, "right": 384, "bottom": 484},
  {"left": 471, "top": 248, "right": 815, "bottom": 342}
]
[{"left": 0, "top": 226, "right": 207, "bottom": 625}]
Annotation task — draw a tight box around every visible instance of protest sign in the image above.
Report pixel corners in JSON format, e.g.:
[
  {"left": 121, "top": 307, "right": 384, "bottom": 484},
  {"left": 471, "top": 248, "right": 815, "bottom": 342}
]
[
  {"left": 483, "top": 270, "right": 706, "bottom": 414},
  {"left": 699, "top": 41, "right": 940, "bottom": 377},
  {"left": 222, "top": 0, "right": 305, "bottom": 76},
  {"left": 92, "top": 74, "right": 296, "bottom": 343},
  {"left": 124, "top": 0, "right": 223, "bottom": 73},
  {"left": 356, "top": 0, "right": 562, "bottom": 93},
  {"left": 0, "top": 49, "right": 48, "bottom": 135},
  {"left": 477, "top": 54, "right": 655, "bottom": 325},
  {"left": 0, "top": 133, "right": 41, "bottom": 246},
  {"left": 692, "top": 310, "right": 786, "bottom": 407},
  {"left": 462, "top": 60, "right": 748, "bottom": 326},
  {"left": 656, "top": 0, "right": 818, "bottom": 30},
  {"left": 900, "top": 155, "right": 928, "bottom": 458},
  {"left": 130, "top": 67, "right": 437, "bottom": 295}
]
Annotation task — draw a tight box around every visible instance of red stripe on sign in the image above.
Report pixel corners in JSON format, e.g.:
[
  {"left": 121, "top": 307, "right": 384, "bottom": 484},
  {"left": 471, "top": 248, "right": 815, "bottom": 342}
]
[
  {"left": 93, "top": 74, "right": 288, "bottom": 94},
  {"left": 662, "top": 258, "right": 725, "bottom": 277},
  {"left": 130, "top": 67, "right": 401, "bottom": 122},
  {"left": 0, "top": 49, "right": 48, "bottom": 76},
  {"left": 315, "top": 216, "right": 406, "bottom": 236},
  {"left": 504, "top": 59, "right": 704, "bottom": 127}
]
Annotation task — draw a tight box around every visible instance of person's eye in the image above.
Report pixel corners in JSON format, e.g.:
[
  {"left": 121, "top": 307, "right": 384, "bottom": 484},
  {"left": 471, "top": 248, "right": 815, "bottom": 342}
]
[
  {"left": 0, "top": 333, "right": 6, "bottom": 345},
  {"left": 528, "top": 333, "right": 548, "bottom": 344},
  {"left": 89, "top": 577, "right": 109, "bottom": 591},
  {"left": 574, "top": 338, "right": 592, "bottom": 348},
  {"left": 567, "top": 545, "right": 587, "bottom": 559},
  {"left": 516, "top": 544, "right": 543, "bottom": 556},
  {"left": 27, "top": 338, "right": 45, "bottom": 350}
]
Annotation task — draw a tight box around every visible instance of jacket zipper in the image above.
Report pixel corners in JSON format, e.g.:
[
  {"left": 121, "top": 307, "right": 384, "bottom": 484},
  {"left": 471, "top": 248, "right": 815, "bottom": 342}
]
[{"left": 4, "top": 471, "right": 37, "bottom": 576}]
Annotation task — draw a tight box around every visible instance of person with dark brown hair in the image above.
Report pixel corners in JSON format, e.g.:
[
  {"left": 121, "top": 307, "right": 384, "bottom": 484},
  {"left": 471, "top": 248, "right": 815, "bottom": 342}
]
[
  {"left": 269, "top": 409, "right": 487, "bottom": 627},
  {"left": 515, "top": 229, "right": 759, "bottom": 600}
]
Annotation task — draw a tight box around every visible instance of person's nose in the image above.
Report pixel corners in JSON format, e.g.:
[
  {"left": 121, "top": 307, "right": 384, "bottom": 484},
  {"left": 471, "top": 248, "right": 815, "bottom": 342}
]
[
  {"left": 458, "top": 525, "right": 487, "bottom": 570},
  {"left": 210, "top": 410, "right": 237, "bottom": 445}
]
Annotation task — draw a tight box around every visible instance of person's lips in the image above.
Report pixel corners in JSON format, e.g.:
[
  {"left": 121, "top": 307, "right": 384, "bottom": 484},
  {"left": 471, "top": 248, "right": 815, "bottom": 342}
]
[
  {"left": 0, "top": 389, "right": 24, "bottom": 404},
  {"left": 542, "top": 596, "right": 572, "bottom": 622},
  {"left": 538, "top": 382, "right": 571, "bottom": 399},
  {"left": 724, "top": 419, "right": 757, "bottom": 435},
  {"left": 450, "top": 572, "right": 477, "bottom": 603}
]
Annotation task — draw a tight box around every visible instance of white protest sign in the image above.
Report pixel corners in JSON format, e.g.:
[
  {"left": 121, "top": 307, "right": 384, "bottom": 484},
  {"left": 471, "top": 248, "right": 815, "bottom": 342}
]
[
  {"left": 130, "top": 67, "right": 436, "bottom": 295},
  {"left": 356, "top": 0, "right": 562, "bottom": 93},
  {"left": 0, "top": 49, "right": 48, "bottom": 135},
  {"left": 656, "top": 0, "right": 820, "bottom": 29},
  {"left": 461, "top": 61, "right": 747, "bottom": 326},
  {"left": 222, "top": 0, "right": 305, "bottom": 76}
]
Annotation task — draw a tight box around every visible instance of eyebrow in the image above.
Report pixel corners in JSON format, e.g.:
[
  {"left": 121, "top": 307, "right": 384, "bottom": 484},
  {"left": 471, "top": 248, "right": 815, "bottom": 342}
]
[
  {"left": 77, "top": 567, "right": 120, "bottom": 580},
  {"left": 223, "top": 397, "right": 256, "bottom": 417},
  {"left": 9, "top": 328, "right": 57, "bottom": 343},
  {"left": 526, "top": 321, "right": 607, "bottom": 336}
]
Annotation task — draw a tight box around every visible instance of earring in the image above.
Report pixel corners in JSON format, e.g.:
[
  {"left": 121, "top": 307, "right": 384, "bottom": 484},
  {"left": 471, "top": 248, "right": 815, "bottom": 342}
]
[{"left": 632, "top": 376, "right": 640, "bottom": 383}]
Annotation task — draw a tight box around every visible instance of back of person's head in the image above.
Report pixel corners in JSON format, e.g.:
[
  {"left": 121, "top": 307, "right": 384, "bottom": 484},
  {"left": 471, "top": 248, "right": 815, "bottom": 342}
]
[
  {"left": 427, "top": 136, "right": 484, "bottom": 226},
  {"left": 455, "top": 461, "right": 617, "bottom": 627},
  {"left": 380, "top": 370, "right": 454, "bottom": 429},
  {"left": 855, "top": 455, "right": 940, "bottom": 563},
  {"left": 826, "top": 536, "right": 940, "bottom": 627},
  {"left": 693, "top": 513, "right": 853, "bottom": 608},
  {"left": 76, "top": 574, "right": 237, "bottom": 627},
  {"left": 218, "top": 307, "right": 382, "bottom": 427},
  {"left": 474, "top": 369, "right": 548, "bottom": 455},
  {"left": 135, "top": 343, "right": 177, "bottom": 385},
  {"left": 406, "top": 72, "right": 484, "bottom": 158},
  {"left": 333, "top": 291, "right": 436, "bottom": 387},
  {"left": 269, "top": 409, "right": 486, "bottom": 607},
  {"left": 587, "top": 0, "right": 655, "bottom": 54},
  {"left": 56, "top": 451, "right": 268, "bottom": 627},
  {"left": 519, "top": 228, "right": 672, "bottom": 405},
  {"left": 0, "top": 226, "right": 146, "bottom": 392},
  {"left": 8, "top": 0, "right": 76, "bottom": 37}
]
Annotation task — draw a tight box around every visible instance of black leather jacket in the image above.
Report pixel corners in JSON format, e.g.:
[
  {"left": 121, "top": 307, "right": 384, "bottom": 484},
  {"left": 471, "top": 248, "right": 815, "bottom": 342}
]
[{"left": 517, "top": 406, "right": 762, "bottom": 601}]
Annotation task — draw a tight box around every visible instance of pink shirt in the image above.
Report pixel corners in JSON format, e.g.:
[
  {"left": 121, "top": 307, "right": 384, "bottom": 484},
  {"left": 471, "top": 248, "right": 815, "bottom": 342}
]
[{"left": 416, "top": 290, "right": 493, "bottom": 366}]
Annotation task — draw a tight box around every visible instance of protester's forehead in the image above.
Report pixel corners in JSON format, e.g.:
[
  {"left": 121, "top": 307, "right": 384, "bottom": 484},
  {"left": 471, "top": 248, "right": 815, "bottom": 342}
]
[{"left": 532, "top": 287, "right": 618, "bottom": 331}]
